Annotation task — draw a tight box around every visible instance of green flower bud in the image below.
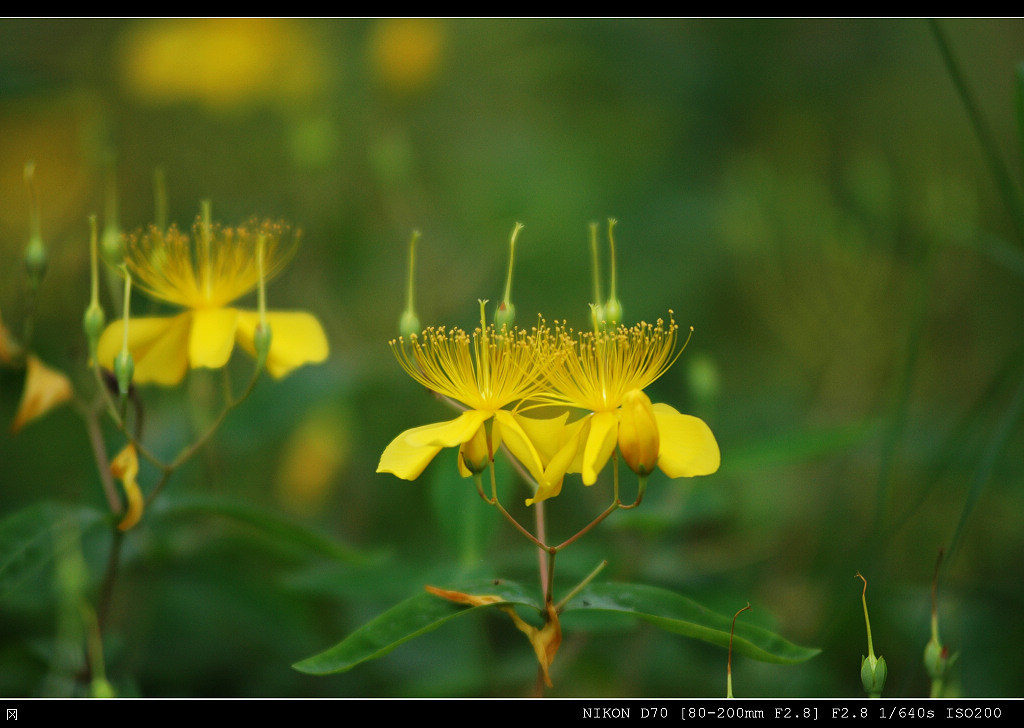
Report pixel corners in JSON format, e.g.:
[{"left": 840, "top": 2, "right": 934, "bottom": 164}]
[
  {"left": 400, "top": 230, "right": 422, "bottom": 338},
  {"left": 114, "top": 349, "right": 134, "bottom": 396},
  {"left": 23, "top": 162, "right": 47, "bottom": 288},
  {"left": 399, "top": 309, "right": 421, "bottom": 340},
  {"left": 861, "top": 654, "right": 887, "bottom": 697},
  {"left": 602, "top": 296, "right": 623, "bottom": 328},
  {"left": 83, "top": 302, "right": 106, "bottom": 361},
  {"left": 602, "top": 218, "right": 622, "bottom": 327},
  {"left": 253, "top": 323, "right": 273, "bottom": 371},
  {"left": 24, "top": 233, "right": 47, "bottom": 286},
  {"left": 495, "top": 223, "right": 522, "bottom": 329},
  {"left": 101, "top": 223, "right": 123, "bottom": 266},
  {"left": 923, "top": 637, "right": 947, "bottom": 682},
  {"left": 494, "top": 300, "right": 516, "bottom": 330}
]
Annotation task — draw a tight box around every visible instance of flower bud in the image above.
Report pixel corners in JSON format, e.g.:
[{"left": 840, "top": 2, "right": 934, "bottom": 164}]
[
  {"left": 495, "top": 223, "right": 522, "bottom": 329},
  {"left": 114, "top": 349, "right": 134, "bottom": 397},
  {"left": 399, "top": 309, "right": 421, "bottom": 340},
  {"left": 459, "top": 424, "right": 490, "bottom": 475},
  {"left": 23, "top": 162, "right": 47, "bottom": 288},
  {"left": 618, "top": 389, "right": 659, "bottom": 476},
  {"left": 253, "top": 323, "right": 273, "bottom": 371},
  {"left": 83, "top": 303, "right": 106, "bottom": 360},
  {"left": 602, "top": 218, "right": 623, "bottom": 327},
  {"left": 400, "top": 230, "right": 422, "bottom": 338},
  {"left": 923, "top": 636, "right": 949, "bottom": 683},
  {"left": 84, "top": 216, "right": 106, "bottom": 363},
  {"left": 860, "top": 654, "right": 887, "bottom": 697},
  {"left": 493, "top": 301, "right": 515, "bottom": 330}
]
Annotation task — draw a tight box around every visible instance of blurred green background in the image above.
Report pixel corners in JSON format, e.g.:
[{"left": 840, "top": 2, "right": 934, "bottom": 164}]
[{"left": 1, "top": 18, "right": 1023, "bottom": 697}]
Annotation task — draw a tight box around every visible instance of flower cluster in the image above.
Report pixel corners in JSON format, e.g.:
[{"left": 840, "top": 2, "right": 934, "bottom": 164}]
[{"left": 378, "top": 304, "right": 719, "bottom": 506}]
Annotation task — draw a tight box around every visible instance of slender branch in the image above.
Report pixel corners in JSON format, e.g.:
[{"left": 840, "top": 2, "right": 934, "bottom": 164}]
[
  {"left": 75, "top": 398, "right": 120, "bottom": 513},
  {"left": 555, "top": 560, "right": 608, "bottom": 613},
  {"left": 96, "top": 529, "right": 124, "bottom": 632},
  {"left": 553, "top": 501, "right": 619, "bottom": 551}
]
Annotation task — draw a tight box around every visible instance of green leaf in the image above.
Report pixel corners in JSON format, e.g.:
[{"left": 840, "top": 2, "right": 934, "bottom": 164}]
[
  {"left": 160, "top": 493, "right": 380, "bottom": 565},
  {"left": 293, "top": 578, "right": 541, "bottom": 674},
  {"left": 562, "top": 582, "right": 819, "bottom": 664},
  {"left": 0, "top": 501, "right": 106, "bottom": 604}
]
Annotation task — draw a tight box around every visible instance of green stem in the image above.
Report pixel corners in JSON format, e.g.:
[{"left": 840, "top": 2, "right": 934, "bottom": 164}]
[{"left": 555, "top": 560, "right": 607, "bottom": 613}]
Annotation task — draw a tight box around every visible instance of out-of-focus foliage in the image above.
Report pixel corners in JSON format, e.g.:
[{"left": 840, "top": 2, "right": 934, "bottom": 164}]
[{"left": 1, "top": 18, "right": 1023, "bottom": 697}]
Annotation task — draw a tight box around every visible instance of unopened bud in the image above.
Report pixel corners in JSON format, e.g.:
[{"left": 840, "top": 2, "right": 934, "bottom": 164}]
[
  {"left": 860, "top": 654, "right": 887, "bottom": 697},
  {"left": 23, "top": 162, "right": 47, "bottom": 287},
  {"left": 399, "top": 230, "right": 422, "bottom": 338},
  {"left": 84, "top": 215, "right": 106, "bottom": 362},
  {"left": 253, "top": 323, "right": 273, "bottom": 371},
  {"left": 618, "top": 389, "right": 659, "bottom": 476},
  {"left": 494, "top": 300, "right": 516, "bottom": 330},
  {"left": 459, "top": 425, "right": 490, "bottom": 475},
  {"left": 603, "top": 218, "right": 622, "bottom": 327},
  {"left": 399, "top": 310, "right": 421, "bottom": 340},
  {"left": 114, "top": 349, "right": 134, "bottom": 396},
  {"left": 83, "top": 303, "right": 106, "bottom": 361},
  {"left": 495, "top": 223, "right": 523, "bottom": 329}
]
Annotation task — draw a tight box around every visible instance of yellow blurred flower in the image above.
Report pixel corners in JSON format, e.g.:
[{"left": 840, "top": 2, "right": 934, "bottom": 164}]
[
  {"left": 369, "top": 18, "right": 445, "bottom": 94},
  {"left": 377, "top": 310, "right": 549, "bottom": 482},
  {"left": 10, "top": 354, "right": 73, "bottom": 434},
  {"left": 536, "top": 314, "right": 720, "bottom": 491},
  {"left": 97, "top": 218, "right": 328, "bottom": 385},
  {"left": 119, "top": 18, "right": 326, "bottom": 111}
]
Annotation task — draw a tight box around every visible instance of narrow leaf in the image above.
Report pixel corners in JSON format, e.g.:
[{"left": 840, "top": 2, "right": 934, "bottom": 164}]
[
  {"left": 563, "top": 582, "right": 819, "bottom": 664},
  {"left": 0, "top": 502, "right": 106, "bottom": 603},
  {"left": 294, "top": 578, "right": 540, "bottom": 674},
  {"left": 161, "top": 493, "right": 379, "bottom": 565}
]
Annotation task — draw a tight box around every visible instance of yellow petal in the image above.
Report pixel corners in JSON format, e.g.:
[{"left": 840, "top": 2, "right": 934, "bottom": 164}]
[
  {"left": 618, "top": 389, "right": 660, "bottom": 476},
  {"left": 377, "top": 423, "right": 445, "bottom": 480},
  {"left": 110, "top": 444, "right": 144, "bottom": 531},
  {"left": 236, "top": 310, "right": 329, "bottom": 378},
  {"left": 189, "top": 307, "right": 239, "bottom": 369},
  {"left": 652, "top": 403, "right": 721, "bottom": 478},
  {"left": 510, "top": 412, "right": 587, "bottom": 506},
  {"left": 582, "top": 411, "right": 619, "bottom": 485},
  {"left": 97, "top": 314, "right": 192, "bottom": 386},
  {"left": 491, "top": 410, "right": 546, "bottom": 483},
  {"left": 511, "top": 411, "right": 570, "bottom": 464},
  {"left": 10, "top": 355, "right": 73, "bottom": 433},
  {"left": 406, "top": 409, "right": 491, "bottom": 448}
]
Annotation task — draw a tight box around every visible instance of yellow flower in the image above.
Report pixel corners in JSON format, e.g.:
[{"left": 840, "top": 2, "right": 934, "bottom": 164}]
[
  {"left": 377, "top": 310, "right": 549, "bottom": 482},
  {"left": 537, "top": 313, "right": 720, "bottom": 489},
  {"left": 96, "top": 218, "right": 328, "bottom": 385}
]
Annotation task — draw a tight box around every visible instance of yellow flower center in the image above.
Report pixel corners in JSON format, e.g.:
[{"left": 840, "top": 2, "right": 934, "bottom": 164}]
[
  {"left": 390, "top": 318, "right": 549, "bottom": 413},
  {"left": 123, "top": 219, "right": 294, "bottom": 310},
  {"left": 544, "top": 313, "right": 683, "bottom": 412}
]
